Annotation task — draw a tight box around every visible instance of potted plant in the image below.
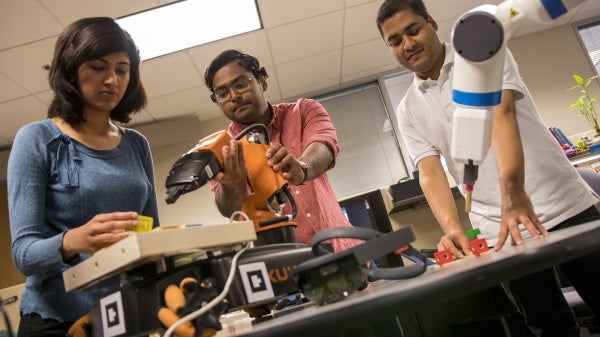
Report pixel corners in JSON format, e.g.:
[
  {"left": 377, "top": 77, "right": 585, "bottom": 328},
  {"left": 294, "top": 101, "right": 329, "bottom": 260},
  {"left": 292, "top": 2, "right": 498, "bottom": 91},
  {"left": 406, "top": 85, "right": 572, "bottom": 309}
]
[{"left": 568, "top": 74, "right": 600, "bottom": 137}]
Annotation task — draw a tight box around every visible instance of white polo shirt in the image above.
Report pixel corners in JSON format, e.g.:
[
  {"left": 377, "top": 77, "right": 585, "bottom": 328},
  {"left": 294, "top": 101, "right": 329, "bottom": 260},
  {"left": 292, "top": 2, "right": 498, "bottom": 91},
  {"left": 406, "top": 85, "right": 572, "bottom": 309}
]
[{"left": 396, "top": 42, "right": 598, "bottom": 246}]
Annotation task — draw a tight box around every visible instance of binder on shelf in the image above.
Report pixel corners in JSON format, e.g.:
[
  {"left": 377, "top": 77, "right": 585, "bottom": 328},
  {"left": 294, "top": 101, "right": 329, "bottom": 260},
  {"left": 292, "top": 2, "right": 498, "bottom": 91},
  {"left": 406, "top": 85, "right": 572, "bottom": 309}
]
[{"left": 549, "top": 127, "right": 573, "bottom": 147}]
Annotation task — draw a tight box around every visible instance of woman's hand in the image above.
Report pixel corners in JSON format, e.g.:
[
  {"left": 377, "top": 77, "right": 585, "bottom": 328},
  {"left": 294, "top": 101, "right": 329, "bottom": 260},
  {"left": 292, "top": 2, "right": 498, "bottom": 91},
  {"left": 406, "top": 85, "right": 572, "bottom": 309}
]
[{"left": 61, "top": 211, "right": 139, "bottom": 258}]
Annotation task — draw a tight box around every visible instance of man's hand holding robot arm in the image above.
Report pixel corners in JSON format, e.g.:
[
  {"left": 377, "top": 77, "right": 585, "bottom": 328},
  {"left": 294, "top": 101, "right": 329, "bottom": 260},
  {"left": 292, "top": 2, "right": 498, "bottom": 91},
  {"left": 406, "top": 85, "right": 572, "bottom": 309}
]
[
  {"left": 451, "top": 0, "right": 589, "bottom": 212},
  {"left": 165, "top": 124, "right": 298, "bottom": 234},
  {"left": 214, "top": 139, "right": 250, "bottom": 217}
]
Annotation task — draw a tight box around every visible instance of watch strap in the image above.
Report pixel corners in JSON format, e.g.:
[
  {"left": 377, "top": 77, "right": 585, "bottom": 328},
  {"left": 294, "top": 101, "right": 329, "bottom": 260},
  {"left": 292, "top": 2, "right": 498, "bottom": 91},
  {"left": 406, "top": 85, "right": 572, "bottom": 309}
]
[{"left": 298, "top": 161, "right": 309, "bottom": 185}]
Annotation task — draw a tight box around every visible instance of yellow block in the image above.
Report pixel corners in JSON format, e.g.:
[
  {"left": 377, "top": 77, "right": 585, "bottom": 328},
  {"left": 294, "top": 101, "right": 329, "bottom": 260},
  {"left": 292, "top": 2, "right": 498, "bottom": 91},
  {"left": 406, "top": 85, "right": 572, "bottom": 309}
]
[{"left": 134, "top": 215, "right": 154, "bottom": 232}]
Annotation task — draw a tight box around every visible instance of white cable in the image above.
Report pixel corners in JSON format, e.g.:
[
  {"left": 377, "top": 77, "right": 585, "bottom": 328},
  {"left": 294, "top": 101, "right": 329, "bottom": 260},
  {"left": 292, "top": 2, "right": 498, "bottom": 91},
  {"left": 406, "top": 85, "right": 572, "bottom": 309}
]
[
  {"left": 163, "top": 245, "right": 249, "bottom": 337},
  {"left": 230, "top": 211, "right": 250, "bottom": 222}
]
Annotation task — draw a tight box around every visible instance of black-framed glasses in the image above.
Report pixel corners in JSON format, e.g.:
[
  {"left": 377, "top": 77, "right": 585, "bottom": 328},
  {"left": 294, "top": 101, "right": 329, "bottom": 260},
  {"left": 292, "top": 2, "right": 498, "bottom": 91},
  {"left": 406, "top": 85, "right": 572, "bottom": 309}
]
[{"left": 211, "top": 76, "right": 255, "bottom": 103}]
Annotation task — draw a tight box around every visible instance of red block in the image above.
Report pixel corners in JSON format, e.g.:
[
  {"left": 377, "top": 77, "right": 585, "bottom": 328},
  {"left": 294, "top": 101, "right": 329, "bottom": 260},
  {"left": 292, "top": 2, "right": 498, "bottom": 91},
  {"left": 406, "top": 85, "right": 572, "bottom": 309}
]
[
  {"left": 469, "top": 238, "right": 489, "bottom": 255},
  {"left": 434, "top": 249, "right": 455, "bottom": 266}
]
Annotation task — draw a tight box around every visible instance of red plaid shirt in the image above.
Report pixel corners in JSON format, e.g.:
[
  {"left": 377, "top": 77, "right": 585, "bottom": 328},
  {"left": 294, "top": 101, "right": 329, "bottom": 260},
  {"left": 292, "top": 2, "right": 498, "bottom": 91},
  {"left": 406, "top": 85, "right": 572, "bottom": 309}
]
[{"left": 212, "top": 98, "right": 357, "bottom": 252}]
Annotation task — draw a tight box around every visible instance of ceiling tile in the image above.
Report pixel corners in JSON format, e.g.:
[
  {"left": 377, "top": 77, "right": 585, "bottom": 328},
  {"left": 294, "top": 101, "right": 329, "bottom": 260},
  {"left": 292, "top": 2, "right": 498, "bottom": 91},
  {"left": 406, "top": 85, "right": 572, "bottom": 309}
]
[
  {"left": 146, "top": 86, "right": 212, "bottom": 120},
  {"left": 569, "top": 1, "right": 600, "bottom": 24},
  {"left": 0, "top": 38, "right": 55, "bottom": 94},
  {"left": 345, "top": 0, "right": 379, "bottom": 7},
  {"left": 0, "top": 97, "right": 47, "bottom": 140},
  {"left": 141, "top": 52, "right": 203, "bottom": 99},
  {"left": 342, "top": 39, "right": 398, "bottom": 77},
  {"left": 427, "top": 0, "right": 485, "bottom": 23},
  {"left": 276, "top": 50, "right": 342, "bottom": 98},
  {"left": 34, "top": 90, "right": 54, "bottom": 105},
  {"left": 344, "top": 1, "right": 383, "bottom": 46},
  {"left": 0, "top": 74, "right": 28, "bottom": 102},
  {"left": 38, "top": 0, "right": 162, "bottom": 26},
  {"left": 287, "top": 77, "right": 342, "bottom": 100},
  {"left": 343, "top": 64, "right": 401, "bottom": 84},
  {"left": 258, "top": 0, "right": 344, "bottom": 28},
  {"left": 268, "top": 12, "right": 344, "bottom": 65},
  {"left": 0, "top": 0, "right": 63, "bottom": 50},
  {"left": 186, "top": 30, "right": 272, "bottom": 78}
]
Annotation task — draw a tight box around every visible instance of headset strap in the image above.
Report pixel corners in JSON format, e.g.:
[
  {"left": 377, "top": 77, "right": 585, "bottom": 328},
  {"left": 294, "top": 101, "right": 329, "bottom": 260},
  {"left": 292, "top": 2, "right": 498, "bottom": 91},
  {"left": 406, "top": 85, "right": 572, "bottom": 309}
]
[{"left": 310, "top": 226, "right": 427, "bottom": 280}]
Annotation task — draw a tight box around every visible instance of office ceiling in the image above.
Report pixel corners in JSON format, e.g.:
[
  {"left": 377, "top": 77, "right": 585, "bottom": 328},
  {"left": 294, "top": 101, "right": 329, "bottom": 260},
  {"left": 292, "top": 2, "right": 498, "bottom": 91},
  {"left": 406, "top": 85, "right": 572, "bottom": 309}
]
[{"left": 1, "top": 0, "right": 600, "bottom": 150}]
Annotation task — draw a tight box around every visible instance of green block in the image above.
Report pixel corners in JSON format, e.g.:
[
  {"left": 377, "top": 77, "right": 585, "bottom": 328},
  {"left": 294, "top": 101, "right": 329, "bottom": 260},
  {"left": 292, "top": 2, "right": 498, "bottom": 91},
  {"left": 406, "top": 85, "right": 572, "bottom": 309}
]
[{"left": 466, "top": 228, "right": 481, "bottom": 239}]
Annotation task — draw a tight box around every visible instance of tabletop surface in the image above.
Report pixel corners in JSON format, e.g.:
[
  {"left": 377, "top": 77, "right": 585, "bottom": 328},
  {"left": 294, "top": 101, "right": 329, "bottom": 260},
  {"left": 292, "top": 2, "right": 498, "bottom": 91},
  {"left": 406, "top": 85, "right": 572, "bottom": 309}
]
[{"left": 223, "top": 220, "right": 600, "bottom": 337}]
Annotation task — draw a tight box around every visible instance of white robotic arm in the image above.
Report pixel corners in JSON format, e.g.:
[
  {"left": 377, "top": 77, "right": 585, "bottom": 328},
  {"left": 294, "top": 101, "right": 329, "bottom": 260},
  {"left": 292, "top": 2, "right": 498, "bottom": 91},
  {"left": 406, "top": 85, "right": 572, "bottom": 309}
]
[{"left": 450, "top": 0, "right": 588, "bottom": 211}]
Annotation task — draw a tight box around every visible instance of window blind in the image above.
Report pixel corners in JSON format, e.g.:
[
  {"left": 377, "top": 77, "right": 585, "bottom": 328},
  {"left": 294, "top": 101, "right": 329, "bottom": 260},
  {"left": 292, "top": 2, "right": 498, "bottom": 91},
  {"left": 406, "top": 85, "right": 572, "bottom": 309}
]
[
  {"left": 315, "top": 83, "right": 409, "bottom": 199},
  {"left": 576, "top": 18, "right": 600, "bottom": 76}
]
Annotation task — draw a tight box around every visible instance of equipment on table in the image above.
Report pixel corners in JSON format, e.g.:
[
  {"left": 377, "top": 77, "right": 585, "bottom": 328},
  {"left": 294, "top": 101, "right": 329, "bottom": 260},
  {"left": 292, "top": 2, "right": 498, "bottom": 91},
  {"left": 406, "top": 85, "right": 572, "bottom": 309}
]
[
  {"left": 292, "top": 226, "right": 428, "bottom": 305},
  {"left": 165, "top": 124, "right": 298, "bottom": 245},
  {"left": 64, "top": 124, "right": 312, "bottom": 337}
]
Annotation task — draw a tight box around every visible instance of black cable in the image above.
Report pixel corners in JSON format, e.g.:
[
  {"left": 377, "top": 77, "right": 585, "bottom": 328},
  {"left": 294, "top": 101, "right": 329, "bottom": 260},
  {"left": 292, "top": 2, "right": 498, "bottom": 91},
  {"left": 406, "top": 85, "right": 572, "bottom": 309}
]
[
  {"left": 234, "top": 123, "right": 270, "bottom": 144},
  {"left": 0, "top": 295, "right": 15, "bottom": 337}
]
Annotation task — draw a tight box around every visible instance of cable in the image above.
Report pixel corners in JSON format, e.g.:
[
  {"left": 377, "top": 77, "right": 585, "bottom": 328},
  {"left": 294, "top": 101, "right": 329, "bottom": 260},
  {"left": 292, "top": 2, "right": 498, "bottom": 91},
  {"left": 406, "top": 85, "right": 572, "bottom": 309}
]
[
  {"left": 0, "top": 295, "right": 15, "bottom": 337},
  {"left": 162, "top": 245, "right": 249, "bottom": 337},
  {"left": 230, "top": 211, "right": 250, "bottom": 222},
  {"left": 234, "top": 124, "right": 270, "bottom": 144}
]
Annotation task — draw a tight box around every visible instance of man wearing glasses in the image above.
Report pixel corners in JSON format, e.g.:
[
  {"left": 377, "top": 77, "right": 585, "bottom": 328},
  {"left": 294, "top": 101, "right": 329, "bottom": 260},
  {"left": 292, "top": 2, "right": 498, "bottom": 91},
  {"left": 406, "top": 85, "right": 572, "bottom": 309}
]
[{"left": 203, "top": 50, "right": 356, "bottom": 253}]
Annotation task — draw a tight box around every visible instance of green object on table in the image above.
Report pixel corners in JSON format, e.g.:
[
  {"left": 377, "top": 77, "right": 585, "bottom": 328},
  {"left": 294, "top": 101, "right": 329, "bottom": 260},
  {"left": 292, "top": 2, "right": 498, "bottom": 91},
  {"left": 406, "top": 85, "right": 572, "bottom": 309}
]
[{"left": 466, "top": 228, "right": 481, "bottom": 239}]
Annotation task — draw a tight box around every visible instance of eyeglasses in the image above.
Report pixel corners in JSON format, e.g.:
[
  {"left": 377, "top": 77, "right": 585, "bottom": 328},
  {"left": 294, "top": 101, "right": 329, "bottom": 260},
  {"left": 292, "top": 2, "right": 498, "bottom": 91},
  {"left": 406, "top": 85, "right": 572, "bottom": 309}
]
[{"left": 211, "top": 76, "right": 255, "bottom": 103}]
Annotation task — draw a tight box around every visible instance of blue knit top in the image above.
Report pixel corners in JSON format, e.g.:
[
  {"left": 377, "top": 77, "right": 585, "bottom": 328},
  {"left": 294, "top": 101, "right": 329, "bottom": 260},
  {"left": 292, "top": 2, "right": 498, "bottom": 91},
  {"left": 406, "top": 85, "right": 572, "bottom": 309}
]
[{"left": 7, "top": 119, "right": 160, "bottom": 322}]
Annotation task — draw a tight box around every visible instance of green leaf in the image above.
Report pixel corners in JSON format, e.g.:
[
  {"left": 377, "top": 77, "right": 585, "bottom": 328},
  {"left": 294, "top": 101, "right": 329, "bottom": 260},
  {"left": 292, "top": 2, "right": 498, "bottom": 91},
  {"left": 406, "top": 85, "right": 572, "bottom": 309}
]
[{"left": 567, "top": 74, "right": 599, "bottom": 128}]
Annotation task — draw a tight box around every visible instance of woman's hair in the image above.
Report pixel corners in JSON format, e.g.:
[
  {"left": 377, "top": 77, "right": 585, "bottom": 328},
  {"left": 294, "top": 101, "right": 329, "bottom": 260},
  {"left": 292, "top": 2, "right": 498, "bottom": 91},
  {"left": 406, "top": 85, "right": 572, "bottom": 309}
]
[
  {"left": 47, "top": 17, "right": 147, "bottom": 125},
  {"left": 203, "top": 49, "right": 268, "bottom": 93},
  {"left": 376, "top": 0, "right": 430, "bottom": 36}
]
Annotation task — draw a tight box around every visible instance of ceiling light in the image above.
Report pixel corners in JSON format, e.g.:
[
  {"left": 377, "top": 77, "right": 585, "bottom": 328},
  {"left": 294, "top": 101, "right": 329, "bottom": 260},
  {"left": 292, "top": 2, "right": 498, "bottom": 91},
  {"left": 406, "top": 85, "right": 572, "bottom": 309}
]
[{"left": 117, "top": 0, "right": 262, "bottom": 61}]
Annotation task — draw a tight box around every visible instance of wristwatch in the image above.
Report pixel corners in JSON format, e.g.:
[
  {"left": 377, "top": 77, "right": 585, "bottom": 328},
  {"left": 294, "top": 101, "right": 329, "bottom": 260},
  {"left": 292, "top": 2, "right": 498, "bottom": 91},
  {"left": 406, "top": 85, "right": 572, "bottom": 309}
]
[{"left": 298, "top": 161, "right": 309, "bottom": 185}]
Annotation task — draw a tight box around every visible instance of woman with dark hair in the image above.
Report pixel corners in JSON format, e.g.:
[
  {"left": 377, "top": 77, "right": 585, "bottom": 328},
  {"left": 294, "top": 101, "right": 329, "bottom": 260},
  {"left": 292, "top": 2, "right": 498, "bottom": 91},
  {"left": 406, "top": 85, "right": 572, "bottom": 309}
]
[{"left": 7, "top": 17, "right": 159, "bottom": 337}]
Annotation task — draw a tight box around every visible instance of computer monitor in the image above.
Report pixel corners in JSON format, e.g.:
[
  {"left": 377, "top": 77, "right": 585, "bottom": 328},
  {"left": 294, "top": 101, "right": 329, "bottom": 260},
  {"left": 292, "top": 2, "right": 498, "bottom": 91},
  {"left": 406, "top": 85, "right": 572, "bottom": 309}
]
[{"left": 338, "top": 190, "right": 403, "bottom": 268}]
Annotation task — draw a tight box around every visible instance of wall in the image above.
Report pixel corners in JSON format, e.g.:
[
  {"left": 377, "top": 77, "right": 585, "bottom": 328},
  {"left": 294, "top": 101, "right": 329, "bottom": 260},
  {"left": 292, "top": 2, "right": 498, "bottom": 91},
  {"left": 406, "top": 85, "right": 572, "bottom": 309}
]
[
  {"left": 508, "top": 24, "right": 600, "bottom": 138},
  {"left": 0, "top": 151, "right": 7, "bottom": 183},
  {"left": 133, "top": 115, "right": 231, "bottom": 226},
  {"left": 0, "top": 183, "right": 25, "bottom": 288}
]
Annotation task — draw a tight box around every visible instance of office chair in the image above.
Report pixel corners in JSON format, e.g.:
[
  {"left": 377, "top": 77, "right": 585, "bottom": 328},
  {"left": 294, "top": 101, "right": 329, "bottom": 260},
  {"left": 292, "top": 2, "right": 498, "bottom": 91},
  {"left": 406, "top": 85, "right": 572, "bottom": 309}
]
[{"left": 577, "top": 167, "right": 600, "bottom": 196}]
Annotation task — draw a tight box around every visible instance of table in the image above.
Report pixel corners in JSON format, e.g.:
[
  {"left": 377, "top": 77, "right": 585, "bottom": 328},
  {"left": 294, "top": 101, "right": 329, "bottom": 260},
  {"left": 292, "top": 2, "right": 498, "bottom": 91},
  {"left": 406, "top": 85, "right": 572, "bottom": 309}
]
[
  {"left": 570, "top": 153, "right": 600, "bottom": 167},
  {"left": 223, "top": 220, "right": 600, "bottom": 337}
]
